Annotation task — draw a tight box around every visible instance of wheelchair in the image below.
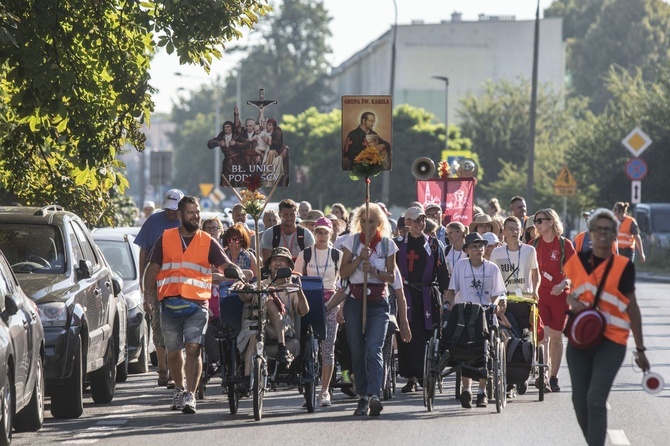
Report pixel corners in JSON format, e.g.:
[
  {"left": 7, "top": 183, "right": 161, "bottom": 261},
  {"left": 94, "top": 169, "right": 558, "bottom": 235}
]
[
  {"left": 423, "top": 298, "right": 507, "bottom": 413},
  {"left": 217, "top": 269, "right": 325, "bottom": 420},
  {"left": 504, "top": 294, "right": 547, "bottom": 401},
  {"left": 382, "top": 286, "right": 399, "bottom": 400}
]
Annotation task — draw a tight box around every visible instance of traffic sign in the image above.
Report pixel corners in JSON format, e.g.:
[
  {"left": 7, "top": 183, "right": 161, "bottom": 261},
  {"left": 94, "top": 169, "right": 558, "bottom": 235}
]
[
  {"left": 200, "top": 198, "right": 213, "bottom": 210},
  {"left": 199, "top": 183, "right": 214, "bottom": 197},
  {"left": 631, "top": 181, "right": 641, "bottom": 204},
  {"left": 625, "top": 158, "right": 648, "bottom": 181},
  {"left": 553, "top": 165, "right": 577, "bottom": 196},
  {"left": 622, "top": 127, "right": 652, "bottom": 157}
]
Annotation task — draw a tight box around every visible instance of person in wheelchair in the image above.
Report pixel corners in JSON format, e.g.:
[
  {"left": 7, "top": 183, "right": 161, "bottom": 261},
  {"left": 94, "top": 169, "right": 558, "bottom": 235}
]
[
  {"left": 235, "top": 247, "right": 309, "bottom": 394},
  {"left": 445, "top": 232, "right": 506, "bottom": 409}
]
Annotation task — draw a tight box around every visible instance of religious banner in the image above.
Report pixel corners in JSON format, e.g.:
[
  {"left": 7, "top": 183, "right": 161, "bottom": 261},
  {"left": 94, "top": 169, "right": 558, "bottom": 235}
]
[
  {"left": 416, "top": 178, "right": 475, "bottom": 227},
  {"left": 207, "top": 89, "right": 289, "bottom": 188},
  {"left": 341, "top": 95, "right": 393, "bottom": 171}
]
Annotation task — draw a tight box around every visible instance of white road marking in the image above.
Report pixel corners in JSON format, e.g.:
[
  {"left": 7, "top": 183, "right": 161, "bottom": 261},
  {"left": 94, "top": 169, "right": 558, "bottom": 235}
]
[
  {"left": 608, "top": 429, "right": 631, "bottom": 446},
  {"left": 61, "top": 418, "right": 129, "bottom": 444},
  {"left": 62, "top": 441, "right": 98, "bottom": 445}
]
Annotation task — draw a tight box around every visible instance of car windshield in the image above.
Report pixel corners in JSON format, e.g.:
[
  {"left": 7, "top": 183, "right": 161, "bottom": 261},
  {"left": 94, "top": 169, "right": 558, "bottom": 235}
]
[
  {"left": 96, "top": 240, "right": 136, "bottom": 281},
  {"left": 651, "top": 208, "right": 670, "bottom": 233},
  {"left": 0, "top": 223, "right": 66, "bottom": 274}
]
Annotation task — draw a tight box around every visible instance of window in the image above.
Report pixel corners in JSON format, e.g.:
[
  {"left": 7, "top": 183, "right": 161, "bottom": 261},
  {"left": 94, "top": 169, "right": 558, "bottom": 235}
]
[{"left": 0, "top": 223, "right": 66, "bottom": 274}]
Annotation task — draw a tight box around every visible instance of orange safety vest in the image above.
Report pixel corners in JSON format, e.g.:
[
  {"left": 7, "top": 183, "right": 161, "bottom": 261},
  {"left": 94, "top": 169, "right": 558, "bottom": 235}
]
[
  {"left": 617, "top": 215, "right": 635, "bottom": 249},
  {"left": 574, "top": 231, "right": 618, "bottom": 254},
  {"left": 564, "top": 254, "right": 631, "bottom": 346},
  {"left": 156, "top": 228, "right": 212, "bottom": 302}
]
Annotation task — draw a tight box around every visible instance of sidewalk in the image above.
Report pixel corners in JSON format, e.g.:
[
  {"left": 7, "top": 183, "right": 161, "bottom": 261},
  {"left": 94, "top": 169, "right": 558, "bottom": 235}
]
[{"left": 637, "top": 270, "right": 670, "bottom": 284}]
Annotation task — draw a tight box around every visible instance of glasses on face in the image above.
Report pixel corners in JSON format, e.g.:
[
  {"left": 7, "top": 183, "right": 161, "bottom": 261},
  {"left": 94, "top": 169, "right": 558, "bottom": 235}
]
[
  {"left": 204, "top": 226, "right": 221, "bottom": 232},
  {"left": 590, "top": 226, "right": 614, "bottom": 234},
  {"left": 227, "top": 237, "right": 242, "bottom": 244},
  {"left": 534, "top": 218, "right": 550, "bottom": 225},
  {"left": 469, "top": 243, "right": 486, "bottom": 251},
  {"left": 426, "top": 212, "right": 440, "bottom": 219}
]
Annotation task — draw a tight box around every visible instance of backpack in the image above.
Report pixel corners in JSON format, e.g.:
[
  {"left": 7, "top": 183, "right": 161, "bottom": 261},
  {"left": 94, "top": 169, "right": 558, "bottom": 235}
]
[
  {"left": 533, "top": 236, "right": 566, "bottom": 273},
  {"left": 272, "top": 225, "right": 305, "bottom": 250},
  {"left": 442, "top": 302, "right": 489, "bottom": 346},
  {"left": 302, "top": 246, "right": 341, "bottom": 276}
]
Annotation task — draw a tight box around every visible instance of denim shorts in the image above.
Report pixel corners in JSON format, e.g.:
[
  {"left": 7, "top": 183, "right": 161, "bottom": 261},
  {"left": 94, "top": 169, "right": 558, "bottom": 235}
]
[{"left": 160, "top": 299, "right": 208, "bottom": 351}]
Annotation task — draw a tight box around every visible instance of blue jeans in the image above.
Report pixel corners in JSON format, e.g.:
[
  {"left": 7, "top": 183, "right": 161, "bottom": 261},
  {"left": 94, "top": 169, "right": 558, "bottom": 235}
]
[
  {"left": 343, "top": 296, "right": 389, "bottom": 398},
  {"left": 566, "top": 338, "right": 626, "bottom": 446}
]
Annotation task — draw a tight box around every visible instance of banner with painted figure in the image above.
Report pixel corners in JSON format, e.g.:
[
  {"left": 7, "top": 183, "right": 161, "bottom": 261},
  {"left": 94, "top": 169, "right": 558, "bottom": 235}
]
[
  {"left": 416, "top": 178, "right": 475, "bottom": 227},
  {"left": 207, "top": 98, "right": 289, "bottom": 188},
  {"left": 341, "top": 95, "right": 393, "bottom": 171}
]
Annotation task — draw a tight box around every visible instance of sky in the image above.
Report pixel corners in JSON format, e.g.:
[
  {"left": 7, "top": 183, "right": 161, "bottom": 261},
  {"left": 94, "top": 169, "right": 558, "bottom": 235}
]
[{"left": 150, "top": 0, "right": 556, "bottom": 114}]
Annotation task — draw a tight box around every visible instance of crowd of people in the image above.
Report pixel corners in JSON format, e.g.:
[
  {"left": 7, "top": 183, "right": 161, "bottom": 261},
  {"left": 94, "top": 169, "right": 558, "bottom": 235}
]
[{"left": 136, "top": 189, "right": 650, "bottom": 444}]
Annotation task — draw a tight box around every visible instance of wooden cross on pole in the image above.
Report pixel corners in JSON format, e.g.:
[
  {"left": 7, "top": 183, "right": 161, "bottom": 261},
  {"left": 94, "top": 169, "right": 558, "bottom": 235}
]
[{"left": 247, "top": 88, "right": 278, "bottom": 123}]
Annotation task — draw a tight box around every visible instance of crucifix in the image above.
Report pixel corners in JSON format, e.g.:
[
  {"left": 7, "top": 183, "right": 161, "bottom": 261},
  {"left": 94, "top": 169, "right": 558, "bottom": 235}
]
[
  {"left": 247, "top": 88, "right": 278, "bottom": 123},
  {"left": 406, "top": 250, "right": 420, "bottom": 272}
]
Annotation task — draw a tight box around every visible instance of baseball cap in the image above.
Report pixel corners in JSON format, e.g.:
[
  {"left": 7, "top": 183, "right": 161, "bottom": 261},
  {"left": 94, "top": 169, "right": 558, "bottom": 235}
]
[
  {"left": 424, "top": 203, "right": 441, "bottom": 213},
  {"left": 404, "top": 206, "right": 426, "bottom": 221},
  {"left": 162, "top": 189, "right": 184, "bottom": 210},
  {"left": 143, "top": 200, "right": 155, "bottom": 210},
  {"left": 482, "top": 232, "right": 500, "bottom": 246},
  {"left": 314, "top": 217, "right": 333, "bottom": 232}
]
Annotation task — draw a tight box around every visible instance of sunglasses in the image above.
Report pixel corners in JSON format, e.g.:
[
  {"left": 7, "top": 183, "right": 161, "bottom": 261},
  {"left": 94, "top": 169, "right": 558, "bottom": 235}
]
[
  {"left": 534, "top": 218, "right": 550, "bottom": 225},
  {"left": 227, "top": 237, "right": 242, "bottom": 243}
]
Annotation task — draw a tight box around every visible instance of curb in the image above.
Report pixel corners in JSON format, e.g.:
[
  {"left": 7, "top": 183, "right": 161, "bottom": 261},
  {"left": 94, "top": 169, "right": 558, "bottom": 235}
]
[{"left": 637, "top": 272, "right": 670, "bottom": 284}]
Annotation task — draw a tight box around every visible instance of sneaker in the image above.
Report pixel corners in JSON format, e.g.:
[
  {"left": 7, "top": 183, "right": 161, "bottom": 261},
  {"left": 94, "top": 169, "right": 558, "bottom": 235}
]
[
  {"left": 550, "top": 376, "right": 561, "bottom": 393},
  {"left": 166, "top": 377, "right": 176, "bottom": 390},
  {"left": 353, "top": 397, "right": 369, "bottom": 416},
  {"left": 341, "top": 370, "right": 352, "bottom": 384},
  {"left": 401, "top": 380, "right": 417, "bottom": 393},
  {"left": 238, "top": 376, "right": 250, "bottom": 397},
  {"left": 517, "top": 382, "right": 528, "bottom": 395},
  {"left": 158, "top": 369, "right": 169, "bottom": 387},
  {"left": 535, "top": 377, "right": 552, "bottom": 393},
  {"left": 506, "top": 384, "right": 516, "bottom": 399},
  {"left": 460, "top": 389, "right": 472, "bottom": 409},
  {"left": 182, "top": 392, "right": 196, "bottom": 414},
  {"left": 170, "top": 388, "right": 184, "bottom": 410},
  {"left": 320, "top": 392, "right": 332, "bottom": 407},
  {"left": 369, "top": 396, "right": 383, "bottom": 417},
  {"left": 276, "top": 344, "right": 294, "bottom": 367},
  {"left": 476, "top": 392, "right": 488, "bottom": 408}
]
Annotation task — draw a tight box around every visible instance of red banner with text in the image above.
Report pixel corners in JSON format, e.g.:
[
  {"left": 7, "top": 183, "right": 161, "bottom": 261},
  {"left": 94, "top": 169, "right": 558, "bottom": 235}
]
[{"left": 416, "top": 178, "right": 475, "bottom": 227}]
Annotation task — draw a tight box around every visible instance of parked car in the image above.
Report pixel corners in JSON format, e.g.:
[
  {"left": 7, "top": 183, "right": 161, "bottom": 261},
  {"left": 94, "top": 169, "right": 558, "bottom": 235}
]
[
  {"left": 633, "top": 203, "right": 670, "bottom": 254},
  {"left": 0, "top": 250, "right": 45, "bottom": 444},
  {"left": 92, "top": 227, "right": 154, "bottom": 375},
  {"left": 0, "top": 205, "right": 127, "bottom": 419}
]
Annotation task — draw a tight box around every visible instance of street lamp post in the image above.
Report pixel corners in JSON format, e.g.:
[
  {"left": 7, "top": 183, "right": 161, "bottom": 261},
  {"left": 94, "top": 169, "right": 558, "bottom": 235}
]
[
  {"left": 381, "top": 0, "right": 398, "bottom": 205},
  {"left": 432, "top": 76, "right": 449, "bottom": 150}
]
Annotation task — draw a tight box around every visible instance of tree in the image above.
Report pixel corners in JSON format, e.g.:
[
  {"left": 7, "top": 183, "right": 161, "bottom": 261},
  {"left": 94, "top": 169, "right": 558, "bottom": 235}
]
[
  {"left": 0, "top": 0, "right": 269, "bottom": 224},
  {"left": 220, "top": 0, "right": 333, "bottom": 119}
]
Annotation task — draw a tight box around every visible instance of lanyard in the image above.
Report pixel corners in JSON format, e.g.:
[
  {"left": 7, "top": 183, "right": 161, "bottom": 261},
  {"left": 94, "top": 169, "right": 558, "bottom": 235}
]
[
  {"left": 505, "top": 245, "right": 521, "bottom": 281},
  {"left": 451, "top": 249, "right": 462, "bottom": 272},
  {"left": 469, "top": 259, "right": 486, "bottom": 304},
  {"left": 314, "top": 248, "right": 330, "bottom": 279}
]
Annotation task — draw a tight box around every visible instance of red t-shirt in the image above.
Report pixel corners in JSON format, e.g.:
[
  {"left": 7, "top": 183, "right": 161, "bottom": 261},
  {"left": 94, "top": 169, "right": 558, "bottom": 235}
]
[{"left": 535, "top": 236, "right": 576, "bottom": 292}]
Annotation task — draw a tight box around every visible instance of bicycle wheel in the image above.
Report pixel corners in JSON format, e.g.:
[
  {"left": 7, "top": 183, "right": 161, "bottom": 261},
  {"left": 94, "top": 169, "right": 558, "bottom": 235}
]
[
  {"left": 252, "top": 355, "right": 265, "bottom": 421},
  {"left": 225, "top": 340, "right": 238, "bottom": 415}
]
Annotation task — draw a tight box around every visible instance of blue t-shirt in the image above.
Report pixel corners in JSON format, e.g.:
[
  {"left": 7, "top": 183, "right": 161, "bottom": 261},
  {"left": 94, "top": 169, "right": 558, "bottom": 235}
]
[{"left": 134, "top": 210, "right": 181, "bottom": 252}]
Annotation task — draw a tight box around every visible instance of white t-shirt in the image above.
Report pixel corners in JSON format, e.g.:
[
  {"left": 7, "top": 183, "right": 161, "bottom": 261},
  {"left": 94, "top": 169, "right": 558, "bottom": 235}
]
[
  {"left": 342, "top": 234, "right": 398, "bottom": 284},
  {"left": 260, "top": 225, "right": 315, "bottom": 258},
  {"left": 449, "top": 258, "right": 506, "bottom": 305},
  {"left": 490, "top": 243, "right": 538, "bottom": 295},
  {"left": 445, "top": 246, "right": 465, "bottom": 276},
  {"left": 294, "top": 246, "right": 342, "bottom": 290}
]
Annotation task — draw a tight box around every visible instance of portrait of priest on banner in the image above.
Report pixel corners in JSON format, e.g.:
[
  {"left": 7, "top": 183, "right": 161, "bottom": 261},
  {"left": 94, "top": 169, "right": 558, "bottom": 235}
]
[{"left": 341, "top": 95, "right": 393, "bottom": 171}]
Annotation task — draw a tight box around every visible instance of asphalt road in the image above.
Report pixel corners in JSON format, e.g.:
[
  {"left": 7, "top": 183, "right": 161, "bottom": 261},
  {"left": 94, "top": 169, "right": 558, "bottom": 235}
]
[{"left": 11, "top": 281, "right": 670, "bottom": 446}]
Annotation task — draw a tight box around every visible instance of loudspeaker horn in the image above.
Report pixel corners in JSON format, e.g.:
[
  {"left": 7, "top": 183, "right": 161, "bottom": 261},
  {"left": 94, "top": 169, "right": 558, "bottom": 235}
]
[
  {"left": 456, "top": 158, "right": 478, "bottom": 178},
  {"left": 411, "top": 157, "right": 436, "bottom": 180}
]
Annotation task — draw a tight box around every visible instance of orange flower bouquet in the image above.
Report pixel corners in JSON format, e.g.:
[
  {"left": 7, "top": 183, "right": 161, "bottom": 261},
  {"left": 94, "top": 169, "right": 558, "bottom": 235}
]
[{"left": 350, "top": 147, "right": 385, "bottom": 181}]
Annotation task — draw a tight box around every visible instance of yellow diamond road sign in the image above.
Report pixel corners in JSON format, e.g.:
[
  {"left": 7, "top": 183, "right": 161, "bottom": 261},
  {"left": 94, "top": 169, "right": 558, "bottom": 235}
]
[{"left": 622, "top": 127, "right": 652, "bottom": 157}]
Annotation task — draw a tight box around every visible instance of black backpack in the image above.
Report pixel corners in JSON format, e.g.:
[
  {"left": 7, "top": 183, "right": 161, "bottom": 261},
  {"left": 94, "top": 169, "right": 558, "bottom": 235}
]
[
  {"left": 302, "top": 246, "right": 341, "bottom": 276},
  {"left": 441, "top": 302, "right": 489, "bottom": 376},
  {"left": 272, "top": 225, "right": 306, "bottom": 250}
]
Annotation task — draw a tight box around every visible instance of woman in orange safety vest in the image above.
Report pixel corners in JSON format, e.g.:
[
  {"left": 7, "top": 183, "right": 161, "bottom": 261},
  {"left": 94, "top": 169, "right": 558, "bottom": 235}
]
[{"left": 612, "top": 202, "right": 645, "bottom": 263}]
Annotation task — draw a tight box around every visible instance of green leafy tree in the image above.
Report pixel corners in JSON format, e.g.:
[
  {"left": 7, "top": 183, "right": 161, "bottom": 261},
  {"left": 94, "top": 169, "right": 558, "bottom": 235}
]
[
  {"left": 0, "top": 0, "right": 269, "bottom": 224},
  {"left": 220, "top": 0, "right": 333, "bottom": 118}
]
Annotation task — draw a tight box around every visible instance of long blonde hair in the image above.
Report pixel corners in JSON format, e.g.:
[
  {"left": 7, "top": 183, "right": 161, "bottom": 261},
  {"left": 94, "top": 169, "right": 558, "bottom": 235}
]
[
  {"left": 349, "top": 203, "right": 392, "bottom": 239},
  {"left": 533, "top": 208, "right": 564, "bottom": 238}
]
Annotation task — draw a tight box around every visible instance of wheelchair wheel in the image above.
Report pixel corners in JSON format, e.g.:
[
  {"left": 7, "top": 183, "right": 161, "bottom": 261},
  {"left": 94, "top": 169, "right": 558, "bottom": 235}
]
[
  {"left": 225, "top": 341, "right": 239, "bottom": 415},
  {"left": 493, "top": 336, "right": 506, "bottom": 413},
  {"left": 538, "top": 345, "right": 545, "bottom": 402},
  {"left": 303, "top": 334, "right": 318, "bottom": 414},
  {"left": 424, "top": 336, "right": 438, "bottom": 412},
  {"left": 252, "top": 355, "right": 265, "bottom": 421},
  {"left": 197, "top": 349, "right": 207, "bottom": 400},
  {"left": 455, "top": 370, "right": 461, "bottom": 399}
]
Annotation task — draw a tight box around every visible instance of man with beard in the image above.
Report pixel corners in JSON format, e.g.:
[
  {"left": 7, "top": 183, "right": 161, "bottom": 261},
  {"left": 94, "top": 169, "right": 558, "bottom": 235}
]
[
  {"left": 208, "top": 118, "right": 244, "bottom": 186},
  {"left": 342, "top": 111, "right": 389, "bottom": 170},
  {"left": 144, "top": 196, "right": 240, "bottom": 415},
  {"left": 261, "top": 198, "right": 315, "bottom": 262}
]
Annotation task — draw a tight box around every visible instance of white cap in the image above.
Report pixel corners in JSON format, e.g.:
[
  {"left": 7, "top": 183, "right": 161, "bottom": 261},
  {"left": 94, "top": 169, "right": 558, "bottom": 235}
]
[
  {"left": 142, "top": 201, "right": 155, "bottom": 210},
  {"left": 482, "top": 232, "right": 500, "bottom": 245},
  {"left": 162, "top": 189, "right": 184, "bottom": 210}
]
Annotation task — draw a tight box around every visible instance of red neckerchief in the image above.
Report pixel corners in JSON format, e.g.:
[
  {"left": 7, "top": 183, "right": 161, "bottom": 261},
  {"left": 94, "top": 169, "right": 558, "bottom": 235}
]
[{"left": 360, "top": 230, "right": 382, "bottom": 252}]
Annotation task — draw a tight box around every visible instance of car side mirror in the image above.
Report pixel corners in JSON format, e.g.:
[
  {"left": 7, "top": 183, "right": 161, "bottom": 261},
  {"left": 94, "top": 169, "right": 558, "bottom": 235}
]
[
  {"left": 224, "top": 267, "right": 241, "bottom": 280},
  {"left": 2, "top": 295, "right": 19, "bottom": 317},
  {"left": 275, "top": 267, "right": 292, "bottom": 279},
  {"left": 112, "top": 277, "right": 123, "bottom": 296},
  {"left": 76, "top": 259, "right": 92, "bottom": 280}
]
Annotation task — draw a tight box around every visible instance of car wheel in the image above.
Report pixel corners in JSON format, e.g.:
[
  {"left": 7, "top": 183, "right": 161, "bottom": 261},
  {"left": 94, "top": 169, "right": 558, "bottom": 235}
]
[
  {"left": 90, "top": 336, "right": 117, "bottom": 404},
  {"left": 116, "top": 344, "right": 129, "bottom": 383},
  {"left": 129, "top": 321, "right": 150, "bottom": 374},
  {"left": 14, "top": 354, "right": 44, "bottom": 432},
  {"left": 0, "top": 364, "right": 14, "bottom": 446},
  {"left": 51, "top": 336, "right": 83, "bottom": 419}
]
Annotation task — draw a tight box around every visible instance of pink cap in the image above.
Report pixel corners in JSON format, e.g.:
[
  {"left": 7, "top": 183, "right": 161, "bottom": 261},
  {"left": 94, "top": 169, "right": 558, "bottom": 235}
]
[{"left": 313, "top": 217, "right": 333, "bottom": 232}]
